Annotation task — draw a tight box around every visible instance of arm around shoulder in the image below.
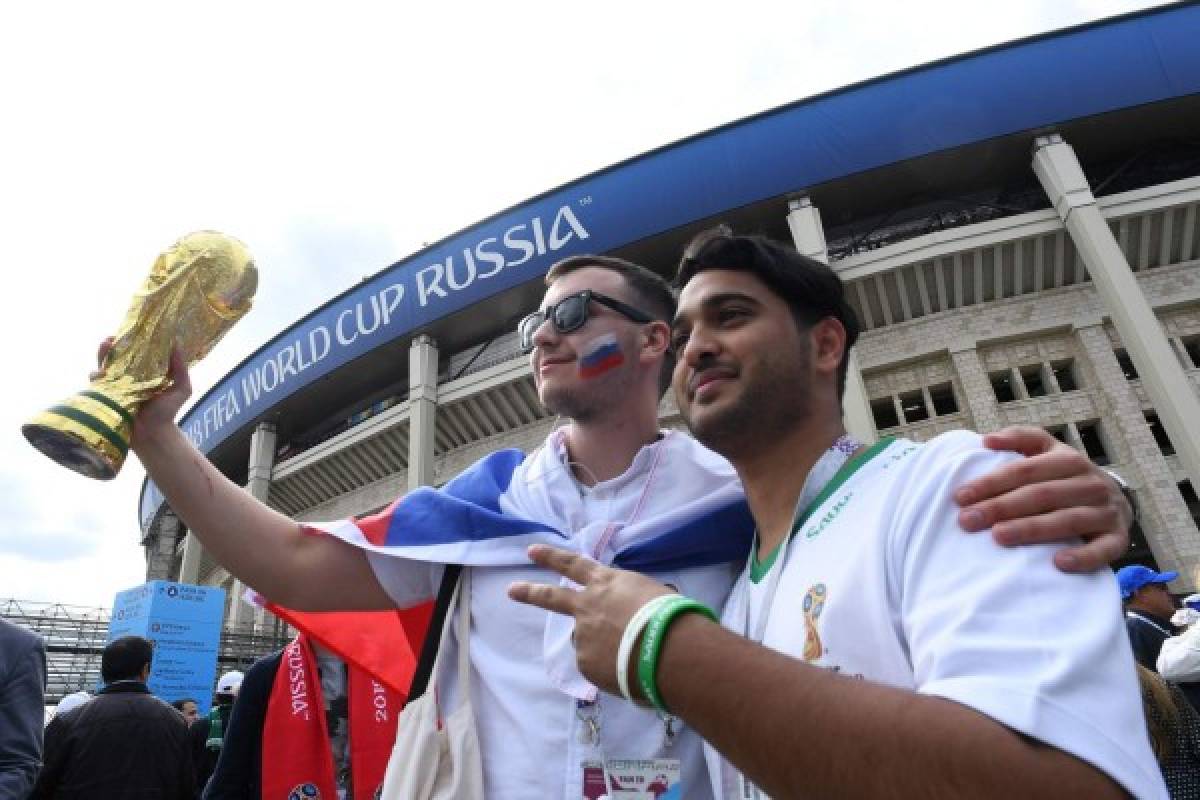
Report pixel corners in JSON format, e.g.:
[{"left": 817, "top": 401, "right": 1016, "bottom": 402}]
[
  {"left": 651, "top": 439, "right": 1140, "bottom": 798},
  {"left": 652, "top": 611, "right": 1131, "bottom": 800}
]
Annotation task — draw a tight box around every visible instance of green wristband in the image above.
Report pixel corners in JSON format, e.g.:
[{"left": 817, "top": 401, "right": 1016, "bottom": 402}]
[{"left": 636, "top": 595, "right": 718, "bottom": 713}]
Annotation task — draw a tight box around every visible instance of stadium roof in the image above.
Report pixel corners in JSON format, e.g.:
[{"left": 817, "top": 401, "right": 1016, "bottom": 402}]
[{"left": 141, "top": 1, "right": 1200, "bottom": 530}]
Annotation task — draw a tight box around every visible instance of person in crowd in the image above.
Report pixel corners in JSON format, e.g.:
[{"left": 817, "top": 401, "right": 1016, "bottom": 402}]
[
  {"left": 1123, "top": 565, "right": 1183, "bottom": 669},
  {"left": 1138, "top": 664, "right": 1200, "bottom": 799},
  {"left": 105, "top": 247, "right": 1135, "bottom": 798},
  {"left": 1121, "top": 565, "right": 1200, "bottom": 712},
  {"left": 172, "top": 697, "right": 200, "bottom": 726},
  {"left": 32, "top": 635, "right": 192, "bottom": 799},
  {"left": 1157, "top": 594, "right": 1200, "bottom": 683},
  {"left": 190, "top": 671, "right": 242, "bottom": 796},
  {"left": 0, "top": 617, "right": 46, "bottom": 799},
  {"left": 510, "top": 227, "right": 1165, "bottom": 798},
  {"left": 201, "top": 631, "right": 401, "bottom": 800}
]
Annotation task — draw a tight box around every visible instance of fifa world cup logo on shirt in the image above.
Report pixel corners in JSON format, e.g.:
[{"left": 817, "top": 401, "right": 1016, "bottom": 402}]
[{"left": 802, "top": 583, "right": 827, "bottom": 662}]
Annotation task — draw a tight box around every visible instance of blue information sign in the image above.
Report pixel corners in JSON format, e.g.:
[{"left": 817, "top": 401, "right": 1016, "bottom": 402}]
[{"left": 108, "top": 581, "right": 226, "bottom": 714}]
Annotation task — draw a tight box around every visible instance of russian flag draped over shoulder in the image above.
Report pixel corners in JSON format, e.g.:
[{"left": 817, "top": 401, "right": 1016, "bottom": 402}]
[
  {"left": 311, "top": 429, "right": 753, "bottom": 572},
  {"left": 306, "top": 428, "right": 753, "bottom": 699}
]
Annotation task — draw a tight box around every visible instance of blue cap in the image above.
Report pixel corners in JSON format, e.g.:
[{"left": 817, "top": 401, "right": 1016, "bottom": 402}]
[{"left": 1117, "top": 565, "right": 1178, "bottom": 599}]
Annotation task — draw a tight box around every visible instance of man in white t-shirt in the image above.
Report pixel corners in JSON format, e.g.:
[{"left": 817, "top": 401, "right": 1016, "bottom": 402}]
[
  {"left": 121, "top": 251, "right": 1135, "bottom": 799},
  {"left": 511, "top": 229, "right": 1166, "bottom": 798}
]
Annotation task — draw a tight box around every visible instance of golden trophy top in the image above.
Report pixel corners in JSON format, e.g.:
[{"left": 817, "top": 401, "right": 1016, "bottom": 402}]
[{"left": 23, "top": 230, "right": 258, "bottom": 480}]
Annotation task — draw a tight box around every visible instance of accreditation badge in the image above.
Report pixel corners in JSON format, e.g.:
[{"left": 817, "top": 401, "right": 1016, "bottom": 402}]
[{"left": 581, "top": 758, "right": 682, "bottom": 799}]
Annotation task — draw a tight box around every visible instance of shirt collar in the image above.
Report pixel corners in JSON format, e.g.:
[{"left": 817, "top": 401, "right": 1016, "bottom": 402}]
[
  {"left": 99, "top": 680, "right": 150, "bottom": 695},
  {"left": 550, "top": 427, "right": 668, "bottom": 494},
  {"left": 1127, "top": 609, "right": 1176, "bottom": 633}
]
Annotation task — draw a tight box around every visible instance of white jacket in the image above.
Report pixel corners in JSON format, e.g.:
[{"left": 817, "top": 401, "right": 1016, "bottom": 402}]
[{"left": 1157, "top": 624, "right": 1200, "bottom": 682}]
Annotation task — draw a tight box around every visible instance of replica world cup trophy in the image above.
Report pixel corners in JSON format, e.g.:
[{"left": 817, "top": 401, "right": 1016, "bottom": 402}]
[{"left": 23, "top": 231, "right": 258, "bottom": 480}]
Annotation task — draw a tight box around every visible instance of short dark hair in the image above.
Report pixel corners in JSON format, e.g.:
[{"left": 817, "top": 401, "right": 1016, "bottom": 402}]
[
  {"left": 171, "top": 697, "right": 197, "bottom": 712},
  {"left": 675, "top": 226, "right": 861, "bottom": 402},
  {"left": 101, "top": 635, "right": 154, "bottom": 683},
  {"left": 544, "top": 254, "right": 677, "bottom": 396}
]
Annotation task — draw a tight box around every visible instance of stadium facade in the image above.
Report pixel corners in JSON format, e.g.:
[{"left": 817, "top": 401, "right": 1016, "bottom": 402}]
[{"left": 137, "top": 3, "right": 1200, "bottom": 628}]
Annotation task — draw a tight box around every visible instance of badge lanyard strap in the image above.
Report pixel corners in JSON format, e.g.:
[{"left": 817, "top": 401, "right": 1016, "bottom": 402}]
[
  {"left": 740, "top": 435, "right": 863, "bottom": 644},
  {"left": 577, "top": 695, "right": 678, "bottom": 798},
  {"left": 736, "top": 435, "right": 870, "bottom": 800}
]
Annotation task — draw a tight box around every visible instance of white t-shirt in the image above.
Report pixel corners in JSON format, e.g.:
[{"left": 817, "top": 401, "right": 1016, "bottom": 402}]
[
  {"left": 709, "top": 432, "right": 1167, "bottom": 800},
  {"left": 366, "top": 431, "right": 738, "bottom": 800}
]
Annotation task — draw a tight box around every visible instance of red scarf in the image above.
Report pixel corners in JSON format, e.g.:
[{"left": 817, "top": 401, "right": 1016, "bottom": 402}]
[{"left": 262, "top": 635, "right": 402, "bottom": 800}]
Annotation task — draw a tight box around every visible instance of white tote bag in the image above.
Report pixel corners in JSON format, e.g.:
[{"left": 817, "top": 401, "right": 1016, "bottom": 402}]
[{"left": 380, "top": 570, "right": 484, "bottom": 799}]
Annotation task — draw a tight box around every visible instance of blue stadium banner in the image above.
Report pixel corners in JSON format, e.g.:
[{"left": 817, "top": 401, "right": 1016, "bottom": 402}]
[{"left": 108, "top": 581, "right": 226, "bottom": 714}]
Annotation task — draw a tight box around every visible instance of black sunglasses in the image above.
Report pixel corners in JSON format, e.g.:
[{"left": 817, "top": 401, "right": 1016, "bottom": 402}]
[{"left": 518, "top": 290, "right": 656, "bottom": 354}]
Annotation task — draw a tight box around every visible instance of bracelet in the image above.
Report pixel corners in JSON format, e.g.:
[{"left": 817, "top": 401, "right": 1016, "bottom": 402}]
[
  {"left": 637, "top": 595, "right": 718, "bottom": 713},
  {"left": 616, "top": 595, "right": 678, "bottom": 704}
]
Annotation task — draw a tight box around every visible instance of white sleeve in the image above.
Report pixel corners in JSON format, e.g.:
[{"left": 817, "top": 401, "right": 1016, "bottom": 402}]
[
  {"left": 365, "top": 551, "right": 441, "bottom": 608},
  {"left": 891, "top": 433, "right": 1167, "bottom": 800},
  {"left": 1157, "top": 626, "right": 1200, "bottom": 682}
]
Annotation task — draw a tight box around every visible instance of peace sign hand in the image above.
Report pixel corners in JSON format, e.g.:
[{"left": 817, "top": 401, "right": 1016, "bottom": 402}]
[{"left": 508, "top": 544, "right": 675, "bottom": 701}]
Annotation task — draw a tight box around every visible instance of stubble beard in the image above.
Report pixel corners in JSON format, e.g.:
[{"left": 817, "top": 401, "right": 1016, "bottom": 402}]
[
  {"left": 540, "top": 369, "right": 630, "bottom": 425},
  {"left": 684, "top": 350, "right": 812, "bottom": 464}
]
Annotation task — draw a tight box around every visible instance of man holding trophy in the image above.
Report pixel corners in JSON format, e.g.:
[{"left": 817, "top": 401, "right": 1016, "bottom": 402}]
[{"left": 27, "top": 238, "right": 1139, "bottom": 798}]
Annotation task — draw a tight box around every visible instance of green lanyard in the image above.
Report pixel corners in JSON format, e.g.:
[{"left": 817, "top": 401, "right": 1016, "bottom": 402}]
[{"left": 743, "top": 437, "right": 893, "bottom": 641}]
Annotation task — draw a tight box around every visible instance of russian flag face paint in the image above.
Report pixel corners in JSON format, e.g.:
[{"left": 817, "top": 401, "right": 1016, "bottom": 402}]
[{"left": 579, "top": 333, "right": 625, "bottom": 379}]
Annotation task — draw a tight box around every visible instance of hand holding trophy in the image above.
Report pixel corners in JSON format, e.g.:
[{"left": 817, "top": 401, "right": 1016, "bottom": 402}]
[{"left": 23, "top": 231, "right": 258, "bottom": 480}]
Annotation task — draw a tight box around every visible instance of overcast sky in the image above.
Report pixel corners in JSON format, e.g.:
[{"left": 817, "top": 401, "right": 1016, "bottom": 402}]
[{"left": 0, "top": 0, "right": 1166, "bottom": 609}]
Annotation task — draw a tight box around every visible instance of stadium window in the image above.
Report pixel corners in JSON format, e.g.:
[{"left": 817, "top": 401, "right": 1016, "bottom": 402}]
[
  {"left": 1182, "top": 334, "right": 1200, "bottom": 369},
  {"left": 929, "top": 383, "right": 958, "bottom": 416},
  {"left": 990, "top": 370, "right": 1017, "bottom": 404},
  {"left": 1145, "top": 412, "right": 1175, "bottom": 456},
  {"left": 1076, "top": 421, "right": 1111, "bottom": 467},
  {"left": 1020, "top": 364, "right": 1047, "bottom": 398},
  {"left": 1045, "top": 425, "right": 1069, "bottom": 445},
  {"left": 871, "top": 397, "right": 900, "bottom": 430},
  {"left": 1115, "top": 349, "right": 1139, "bottom": 380},
  {"left": 899, "top": 390, "right": 929, "bottom": 424},
  {"left": 1050, "top": 359, "right": 1078, "bottom": 392},
  {"left": 1180, "top": 481, "right": 1200, "bottom": 532}
]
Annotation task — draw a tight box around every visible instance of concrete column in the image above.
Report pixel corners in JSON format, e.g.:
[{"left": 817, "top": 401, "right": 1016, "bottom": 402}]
[
  {"left": 1042, "top": 362, "right": 1062, "bottom": 395},
  {"left": 1033, "top": 134, "right": 1200, "bottom": 496},
  {"left": 409, "top": 335, "right": 439, "bottom": 490},
  {"left": 246, "top": 422, "right": 277, "bottom": 502},
  {"left": 1012, "top": 367, "right": 1029, "bottom": 401},
  {"left": 949, "top": 345, "right": 1004, "bottom": 432},
  {"left": 144, "top": 513, "right": 178, "bottom": 581},
  {"left": 1063, "top": 422, "right": 1085, "bottom": 453},
  {"left": 1170, "top": 337, "right": 1191, "bottom": 368},
  {"left": 178, "top": 529, "right": 202, "bottom": 585},
  {"left": 1075, "top": 323, "right": 1198, "bottom": 588},
  {"left": 168, "top": 510, "right": 200, "bottom": 585},
  {"left": 920, "top": 386, "right": 935, "bottom": 420},
  {"left": 230, "top": 422, "right": 277, "bottom": 630},
  {"left": 786, "top": 196, "right": 877, "bottom": 443}
]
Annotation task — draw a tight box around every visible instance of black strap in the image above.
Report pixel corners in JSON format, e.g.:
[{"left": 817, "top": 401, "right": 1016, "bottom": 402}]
[{"left": 406, "top": 564, "right": 462, "bottom": 703}]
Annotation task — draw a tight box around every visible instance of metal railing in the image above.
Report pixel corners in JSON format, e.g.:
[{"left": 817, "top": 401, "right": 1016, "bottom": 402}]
[{"left": 2, "top": 598, "right": 290, "bottom": 704}]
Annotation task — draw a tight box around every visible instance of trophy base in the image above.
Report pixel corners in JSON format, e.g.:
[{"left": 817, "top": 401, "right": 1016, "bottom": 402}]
[
  {"left": 23, "top": 424, "right": 119, "bottom": 480},
  {"left": 22, "top": 391, "right": 132, "bottom": 480}
]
